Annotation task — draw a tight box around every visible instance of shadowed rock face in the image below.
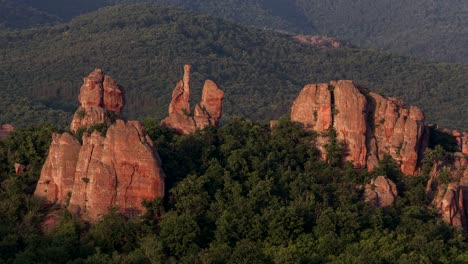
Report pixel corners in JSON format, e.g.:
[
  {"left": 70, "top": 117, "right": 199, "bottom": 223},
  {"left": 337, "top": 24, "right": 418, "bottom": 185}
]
[
  {"left": 291, "top": 80, "right": 428, "bottom": 175},
  {"left": 363, "top": 176, "right": 398, "bottom": 208},
  {"left": 35, "top": 70, "right": 164, "bottom": 222},
  {"left": 161, "top": 65, "right": 224, "bottom": 135},
  {"left": 70, "top": 69, "right": 125, "bottom": 133}
]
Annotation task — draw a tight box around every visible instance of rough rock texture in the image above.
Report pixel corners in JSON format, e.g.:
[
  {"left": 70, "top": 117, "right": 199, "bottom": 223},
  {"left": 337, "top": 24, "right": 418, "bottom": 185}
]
[
  {"left": 333, "top": 81, "right": 368, "bottom": 169},
  {"left": 367, "top": 93, "right": 427, "bottom": 175},
  {"left": 14, "top": 163, "right": 26, "bottom": 175},
  {"left": 453, "top": 131, "right": 468, "bottom": 154},
  {"left": 70, "top": 69, "right": 124, "bottom": 132},
  {"left": 0, "top": 124, "right": 14, "bottom": 139},
  {"left": 364, "top": 176, "right": 398, "bottom": 207},
  {"left": 35, "top": 70, "right": 164, "bottom": 222},
  {"left": 34, "top": 133, "right": 81, "bottom": 204},
  {"left": 427, "top": 154, "right": 468, "bottom": 230},
  {"left": 68, "top": 120, "right": 165, "bottom": 221},
  {"left": 161, "top": 65, "right": 224, "bottom": 135},
  {"left": 290, "top": 80, "right": 428, "bottom": 175}
]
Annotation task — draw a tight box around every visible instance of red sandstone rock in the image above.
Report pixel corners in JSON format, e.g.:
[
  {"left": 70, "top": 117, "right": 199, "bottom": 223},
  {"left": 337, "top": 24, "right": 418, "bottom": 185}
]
[
  {"left": 70, "top": 70, "right": 125, "bottom": 132},
  {"left": 363, "top": 176, "right": 398, "bottom": 207},
  {"left": 368, "top": 93, "right": 427, "bottom": 175},
  {"left": 162, "top": 65, "right": 224, "bottom": 134},
  {"left": 103, "top": 75, "right": 125, "bottom": 113},
  {"left": 294, "top": 35, "right": 351, "bottom": 49},
  {"left": 14, "top": 163, "right": 26, "bottom": 175},
  {"left": 435, "top": 183, "right": 466, "bottom": 228},
  {"left": 69, "top": 120, "right": 165, "bottom": 221},
  {"left": 333, "top": 81, "right": 368, "bottom": 169},
  {"left": 35, "top": 70, "right": 165, "bottom": 222},
  {"left": 78, "top": 69, "right": 104, "bottom": 108},
  {"left": 290, "top": 83, "right": 332, "bottom": 158},
  {"left": 0, "top": 124, "right": 14, "bottom": 139},
  {"left": 452, "top": 131, "right": 468, "bottom": 154},
  {"left": 34, "top": 133, "right": 81, "bottom": 204},
  {"left": 168, "top": 65, "right": 191, "bottom": 115},
  {"left": 290, "top": 80, "right": 428, "bottom": 175},
  {"left": 198, "top": 80, "right": 225, "bottom": 121}
]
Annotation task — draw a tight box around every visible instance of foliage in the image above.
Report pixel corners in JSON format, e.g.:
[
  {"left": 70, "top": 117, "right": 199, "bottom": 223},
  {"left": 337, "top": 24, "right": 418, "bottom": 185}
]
[
  {"left": 0, "top": 119, "right": 467, "bottom": 263},
  {"left": 0, "top": 4, "right": 467, "bottom": 131}
]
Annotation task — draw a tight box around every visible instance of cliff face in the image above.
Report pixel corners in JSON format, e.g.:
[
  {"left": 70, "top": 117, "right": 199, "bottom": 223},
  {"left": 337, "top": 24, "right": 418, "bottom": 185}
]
[
  {"left": 161, "top": 65, "right": 224, "bottom": 134},
  {"left": 34, "top": 70, "right": 164, "bottom": 222},
  {"left": 0, "top": 124, "right": 14, "bottom": 140},
  {"left": 291, "top": 80, "right": 428, "bottom": 175}
]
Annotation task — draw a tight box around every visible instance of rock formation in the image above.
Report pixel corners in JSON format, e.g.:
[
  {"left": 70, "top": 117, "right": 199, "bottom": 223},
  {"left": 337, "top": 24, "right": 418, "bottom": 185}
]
[
  {"left": 453, "top": 130, "right": 468, "bottom": 154},
  {"left": 291, "top": 80, "right": 428, "bottom": 175},
  {"left": 70, "top": 69, "right": 124, "bottom": 133},
  {"left": 426, "top": 154, "right": 468, "bottom": 230},
  {"left": 294, "top": 35, "right": 351, "bottom": 49},
  {"left": 35, "top": 70, "right": 164, "bottom": 222},
  {"left": 363, "top": 176, "right": 398, "bottom": 207},
  {"left": 14, "top": 163, "right": 26, "bottom": 175},
  {"left": 161, "top": 65, "right": 224, "bottom": 134},
  {"left": 0, "top": 124, "right": 14, "bottom": 139}
]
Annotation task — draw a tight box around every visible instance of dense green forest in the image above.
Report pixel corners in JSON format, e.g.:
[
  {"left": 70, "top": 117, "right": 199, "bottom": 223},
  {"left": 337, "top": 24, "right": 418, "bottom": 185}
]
[
  {"left": 1, "top": 0, "right": 466, "bottom": 63},
  {"left": 0, "top": 4, "right": 467, "bottom": 130},
  {"left": 1, "top": 118, "right": 468, "bottom": 263}
]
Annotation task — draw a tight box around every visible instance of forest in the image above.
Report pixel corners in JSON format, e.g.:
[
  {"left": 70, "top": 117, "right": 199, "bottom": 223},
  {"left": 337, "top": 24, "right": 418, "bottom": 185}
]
[
  {"left": 0, "top": 117, "right": 467, "bottom": 263},
  {"left": 1, "top": 0, "right": 466, "bottom": 63},
  {"left": 0, "top": 4, "right": 467, "bottom": 130}
]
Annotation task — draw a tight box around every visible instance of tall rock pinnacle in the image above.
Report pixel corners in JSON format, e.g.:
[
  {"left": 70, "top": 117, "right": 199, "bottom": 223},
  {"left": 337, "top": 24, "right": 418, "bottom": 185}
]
[{"left": 161, "top": 65, "right": 224, "bottom": 134}]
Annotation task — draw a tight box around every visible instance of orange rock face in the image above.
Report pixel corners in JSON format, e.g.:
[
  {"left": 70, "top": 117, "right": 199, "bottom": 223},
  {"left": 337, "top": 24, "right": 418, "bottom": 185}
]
[
  {"left": 34, "top": 133, "right": 81, "bottom": 204},
  {"left": 161, "top": 65, "right": 224, "bottom": 134},
  {"left": 35, "top": 70, "right": 165, "bottom": 222},
  {"left": 68, "top": 120, "right": 165, "bottom": 221},
  {"left": 71, "top": 69, "right": 124, "bottom": 132},
  {"left": 364, "top": 176, "right": 398, "bottom": 207},
  {"left": 14, "top": 163, "right": 26, "bottom": 175},
  {"left": 290, "top": 80, "right": 428, "bottom": 175},
  {"left": 333, "top": 81, "right": 368, "bottom": 169},
  {"left": 367, "top": 93, "right": 427, "bottom": 175},
  {"left": 453, "top": 131, "right": 468, "bottom": 154}
]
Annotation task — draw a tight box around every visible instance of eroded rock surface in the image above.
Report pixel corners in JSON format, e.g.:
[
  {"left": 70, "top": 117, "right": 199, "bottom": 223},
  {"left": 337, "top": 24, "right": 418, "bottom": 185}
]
[
  {"left": 70, "top": 69, "right": 124, "bottom": 133},
  {"left": 35, "top": 70, "right": 164, "bottom": 222},
  {"left": 291, "top": 80, "right": 428, "bottom": 175},
  {"left": 161, "top": 65, "right": 224, "bottom": 134},
  {"left": 0, "top": 124, "right": 14, "bottom": 139},
  {"left": 363, "top": 176, "right": 398, "bottom": 207}
]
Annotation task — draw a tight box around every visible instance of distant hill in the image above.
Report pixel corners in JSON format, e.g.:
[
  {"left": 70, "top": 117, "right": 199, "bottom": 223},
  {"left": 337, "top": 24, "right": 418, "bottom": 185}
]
[
  {"left": 0, "top": 4, "right": 466, "bottom": 130},
  {"left": 1, "top": 0, "right": 466, "bottom": 63}
]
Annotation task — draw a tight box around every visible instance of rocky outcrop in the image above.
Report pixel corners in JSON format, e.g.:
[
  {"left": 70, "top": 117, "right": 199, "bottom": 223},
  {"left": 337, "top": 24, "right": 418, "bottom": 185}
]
[
  {"left": 35, "top": 70, "right": 164, "bottom": 222},
  {"left": 363, "top": 176, "right": 398, "bottom": 207},
  {"left": 70, "top": 69, "right": 124, "bottom": 133},
  {"left": 161, "top": 65, "right": 224, "bottom": 134},
  {"left": 68, "top": 120, "right": 165, "bottom": 221},
  {"left": 0, "top": 124, "right": 14, "bottom": 139},
  {"left": 34, "top": 133, "right": 81, "bottom": 204},
  {"left": 291, "top": 80, "right": 428, "bottom": 175},
  {"left": 294, "top": 35, "right": 351, "bottom": 49},
  {"left": 453, "top": 131, "right": 468, "bottom": 154},
  {"left": 427, "top": 155, "right": 468, "bottom": 230}
]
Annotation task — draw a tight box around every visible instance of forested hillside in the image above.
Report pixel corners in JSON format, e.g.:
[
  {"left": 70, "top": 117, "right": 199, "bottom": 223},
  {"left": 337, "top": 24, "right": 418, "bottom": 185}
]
[
  {"left": 0, "top": 4, "right": 466, "bottom": 130},
  {"left": 1, "top": 119, "right": 467, "bottom": 263},
  {"left": 1, "top": 0, "right": 466, "bottom": 63}
]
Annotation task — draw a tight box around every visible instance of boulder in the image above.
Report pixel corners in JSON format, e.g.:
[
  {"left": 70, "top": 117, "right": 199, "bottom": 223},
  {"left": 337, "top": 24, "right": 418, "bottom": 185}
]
[
  {"left": 0, "top": 124, "right": 14, "bottom": 139},
  {"left": 364, "top": 176, "right": 398, "bottom": 207},
  {"left": 14, "top": 163, "right": 26, "bottom": 175}
]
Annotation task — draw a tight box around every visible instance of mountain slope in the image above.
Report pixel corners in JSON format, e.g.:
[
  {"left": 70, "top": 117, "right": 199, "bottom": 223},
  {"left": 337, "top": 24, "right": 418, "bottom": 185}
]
[
  {"left": 0, "top": 4, "right": 466, "bottom": 129},
  {"left": 2, "top": 0, "right": 465, "bottom": 63}
]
